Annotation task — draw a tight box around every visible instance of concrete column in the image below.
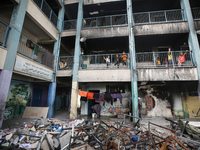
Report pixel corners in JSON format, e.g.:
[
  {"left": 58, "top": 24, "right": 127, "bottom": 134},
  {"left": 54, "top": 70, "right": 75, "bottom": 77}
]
[
  {"left": 70, "top": 0, "right": 84, "bottom": 120},
  {"left": 181, "top": 0, "right": 200, "bottom": 80},
  {"left": 0, "top": 0, "right": 28, "bottom": 128},
  {"left": 126, "top": 0, "right": 138, "bottom": 121},
  {"left": 47, "top": 3, "right": 65, "bottom": 118}
]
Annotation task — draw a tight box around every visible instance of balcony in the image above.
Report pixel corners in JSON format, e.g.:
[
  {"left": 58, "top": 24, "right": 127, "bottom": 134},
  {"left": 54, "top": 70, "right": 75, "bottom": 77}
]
[
  {"left": 63, "top": 9, "right": 185, "bottom": 31},
  {"left": 57, "top": 51, "right": 197, "bottom": 81},
  {"left": 17, "top": 35, "right": 54, "bottom": 69},
  {"left": 32, "top": 0, "right": 58, "bottom": 27},
  {"left": 0, "top": 20, "right": 11, "bottom": 47},
  {"left": 58, "top": 51, "right": 193, "bottom": 70}
]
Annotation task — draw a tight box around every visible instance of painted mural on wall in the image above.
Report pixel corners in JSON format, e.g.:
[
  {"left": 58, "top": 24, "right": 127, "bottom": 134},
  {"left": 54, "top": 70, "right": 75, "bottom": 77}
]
[
  {"left": 182, "top": 93, "right": 200, "bottom": 118},
  {"left": 4, "top": 80, "right": 32, "bottom": 119},
  {"left": 100, "top": 97, "right": 129, "bottom": 116}
]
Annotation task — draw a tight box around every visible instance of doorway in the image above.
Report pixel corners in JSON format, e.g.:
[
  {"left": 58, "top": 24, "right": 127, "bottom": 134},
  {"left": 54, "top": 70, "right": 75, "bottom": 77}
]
[{"left": 32, "top": 88, "right": 42, "bottom": 107}]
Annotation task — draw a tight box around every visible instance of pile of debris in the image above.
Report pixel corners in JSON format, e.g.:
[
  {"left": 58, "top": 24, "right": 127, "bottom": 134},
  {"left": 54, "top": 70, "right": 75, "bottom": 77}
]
[{"left": 1, "top": 116, "right": 200, "bottom": 149}]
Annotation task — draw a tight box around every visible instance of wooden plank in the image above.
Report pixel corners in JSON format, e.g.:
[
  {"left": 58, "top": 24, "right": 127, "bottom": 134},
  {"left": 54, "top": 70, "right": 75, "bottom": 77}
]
[{"left": 22, "top": 107, "right": 49, "bottom": 118}]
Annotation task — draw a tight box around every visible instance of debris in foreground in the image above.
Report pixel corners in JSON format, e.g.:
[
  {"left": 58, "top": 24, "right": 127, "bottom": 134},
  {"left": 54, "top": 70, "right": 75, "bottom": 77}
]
[{"left": 0, "top": 116, "right": 200, "bottom": 149}]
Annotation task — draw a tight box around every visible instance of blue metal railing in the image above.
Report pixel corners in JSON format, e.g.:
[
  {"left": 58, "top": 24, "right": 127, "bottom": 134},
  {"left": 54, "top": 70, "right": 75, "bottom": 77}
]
[
  {"left": 134, "top": 9, "right": 184, "bottom": 25},
  {"left": 58, "top": 53, "right": 130, "bottom": 69},
  {"left": 0, "top": 20, "right": 11, "bottom": 47},
  {"left": 58, "top": 51, "right": 194, "bottom": 70},
  {"left": 32, "top": 0, "right": 58, "bottom": 27},
  {"left": 192, "top": 8, "right": 200, "bottom": 20},
  {"left": 17, "top": 36, "right": 54, "bottom": 69},
  {"left": 63, "top": 9, "right": 185, "bottom": 31},
  {"left": 136, "top": 51, "right": 193, "bottom": 67}
]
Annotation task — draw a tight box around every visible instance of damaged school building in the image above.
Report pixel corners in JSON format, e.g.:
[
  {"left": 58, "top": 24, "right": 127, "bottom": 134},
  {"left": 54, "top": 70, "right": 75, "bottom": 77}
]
[{"left": 1, "top": 0, "right": 200, "bottom": 127}]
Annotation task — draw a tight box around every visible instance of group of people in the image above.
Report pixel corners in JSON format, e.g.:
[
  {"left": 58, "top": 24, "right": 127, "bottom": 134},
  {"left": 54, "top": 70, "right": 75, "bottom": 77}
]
[
  {"left": 156, "top": 48, "right": 188, "bottom": 67},
  {"left": 103, "top": 52, "right": 127, "bottom": 68}
]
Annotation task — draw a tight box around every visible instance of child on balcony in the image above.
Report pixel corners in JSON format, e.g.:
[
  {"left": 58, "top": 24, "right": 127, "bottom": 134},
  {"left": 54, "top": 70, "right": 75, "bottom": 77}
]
[{"left": 103, "top": 55, "right": 111, "bottom": 68}]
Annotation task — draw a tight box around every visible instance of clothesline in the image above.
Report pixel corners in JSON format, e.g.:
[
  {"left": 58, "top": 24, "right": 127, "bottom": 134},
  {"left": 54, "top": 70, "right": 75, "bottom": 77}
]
[{"left": 78, "top": 90, "right": 131, "bottom": 105}]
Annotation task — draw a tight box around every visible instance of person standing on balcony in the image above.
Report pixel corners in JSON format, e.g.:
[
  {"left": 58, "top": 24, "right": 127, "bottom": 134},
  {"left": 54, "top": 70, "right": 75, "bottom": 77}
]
[
  {"left": 163, "top": 58, "right": 169, "bottom": 67},
  {"left": 178, "top": 50, "right": 188, "bottom": 67},
  {"left": 114, "top": 54, "right": 119, "bottom": 68},
  {"left": 121, "top": 52, "right": 127, "bottom": 66},
  {"left": 168, "top": 48, "right": 173, "bottom": 67},
  {"left": 103, "top": 55, "right": 111, "bottom": 68}
]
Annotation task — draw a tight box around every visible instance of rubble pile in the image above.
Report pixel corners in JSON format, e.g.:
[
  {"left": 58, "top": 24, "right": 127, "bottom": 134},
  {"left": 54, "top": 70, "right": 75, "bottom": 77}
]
[{"left": 0, "top": 116, "right": 200, "bottom": 149}]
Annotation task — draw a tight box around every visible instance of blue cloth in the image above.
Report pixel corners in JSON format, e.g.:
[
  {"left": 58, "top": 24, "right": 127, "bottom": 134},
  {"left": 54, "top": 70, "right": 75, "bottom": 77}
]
[
  {"left": 110, "top": 94, "right": 122, "bottom": 103},
  {"left": 130, "top": 135, "right": 139, "bottom": 142}
]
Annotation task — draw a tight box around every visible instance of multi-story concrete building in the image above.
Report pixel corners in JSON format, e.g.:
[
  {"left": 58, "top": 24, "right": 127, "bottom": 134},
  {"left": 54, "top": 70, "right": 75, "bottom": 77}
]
[{"left": 1, "top": 0, "right": 200, "bottom": 127}]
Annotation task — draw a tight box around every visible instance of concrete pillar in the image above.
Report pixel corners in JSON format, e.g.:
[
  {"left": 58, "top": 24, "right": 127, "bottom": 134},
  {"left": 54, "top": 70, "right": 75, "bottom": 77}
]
[
  {"left": 47, "top": 3, "right": 65, "bottom": 118},
  {"left": 0, "top": 0, "right": 28, "bottom": 128},
  {"left": 181, "top": 0, "right": 200, "bottom": 80},
  {"left": 70, "top": 0, "right": 84, "bottom": 120},
  {"left": 126, "top": 0, "right": 138, "bottom": 121}
]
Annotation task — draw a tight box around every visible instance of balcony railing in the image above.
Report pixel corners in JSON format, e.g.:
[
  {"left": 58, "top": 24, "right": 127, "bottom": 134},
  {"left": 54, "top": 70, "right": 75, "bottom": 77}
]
[
  {"left": 32, "top": 0, "right": 58, "bottom": 27},
  {"left": 17, "top": 36, "right": 54, "bottom": 69},
  {"left": 0, "top": 20, "right": 11, "bottom": 47},
  {"left": 63, "top": 9, "right": 185, "bottom": 31},
  {"left": 58, "top": 51, "right": 194, "bottom": 70},
  {"left": 192, "top": 8, "right": 200, "bottom": 20},
  {"left": 134, "top": 9, "right": 184, "bottom": 25},
  {"left": 59, "top": 56, "right": 74, "bottom": 69},
  {"left": 58, "top": 53, "right": 130, "bottom": 69},
  {"left": 136, "top": 51, "right": 193, "bottom": 67}
]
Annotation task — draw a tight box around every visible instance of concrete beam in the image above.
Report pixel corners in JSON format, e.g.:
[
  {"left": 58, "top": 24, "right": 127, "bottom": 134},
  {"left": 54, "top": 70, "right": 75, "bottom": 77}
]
[
  {"left": 57, "top": 67, "right": 198, "bottom": 82},
  {"left": 64, "top": 0, "right": 123, "bottom": 5},
  {"left": 78, "top": 69, "right": 131, "bottom": 82},
  {"left": 61, "top": 22, "right": 189, "bottom": 38},
  {"left": 26, "top": 0, "right": 59, "bottom": 41},
  {"left": 137, "top": 67, "right": 198, "bottom": 81},
  {"left": 57, "top": 70, "right": 73, "bottom": 77}
]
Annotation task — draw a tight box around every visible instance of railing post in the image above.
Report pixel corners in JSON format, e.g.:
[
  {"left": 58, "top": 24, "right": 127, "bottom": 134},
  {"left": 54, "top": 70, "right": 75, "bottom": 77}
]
[
  {"left": 96, "top": 18, "right": 98, "bottom": 28},
  {"left": 50, "top": 10, "right": 53, "bottom": 20},
  {"left": 171, "top": 51, "right": 175, "bottom": 67},
  {"left": 128, "top": 54, "right": 130, "bottom": 68},
  {"left": 95, "top": 55, "right": 97, "bottom": 69},
  {"left": 181, "top": 9, "right": 185, "bottom": 21},
  {"left": 110, "top": 16, "right": 112, "bottom": 26},
  {"left": 190, "top": 50, "right": 194, "bottom": 66},
  {"left": 31, "top": 48, "right": 34, "bottom": 59},
  {"left": 3, "top": 26, "right": 10, "bottom": 47},
  {"left": 40, "top": 0, "right": 44, "bottom": 9},
  {"left": 164, "top": 11, "right": 167, "bottom": 22},
  {"left": 153, "top": 52, "right": 156, "bottom": 67},
  {"left": 148, "top": 12, "right": 151, "bottom": 23},
  {"left": 79, "top": 56, "right": 82, "bottom": 69},
  {"left": 111, "top": 54, "right": 113, "bottom": 68}
]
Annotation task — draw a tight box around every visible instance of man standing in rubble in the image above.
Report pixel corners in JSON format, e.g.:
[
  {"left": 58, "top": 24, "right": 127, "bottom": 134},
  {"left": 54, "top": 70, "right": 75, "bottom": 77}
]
[{"left": 138, "top": 97, "right": 142, "bottom": 120}]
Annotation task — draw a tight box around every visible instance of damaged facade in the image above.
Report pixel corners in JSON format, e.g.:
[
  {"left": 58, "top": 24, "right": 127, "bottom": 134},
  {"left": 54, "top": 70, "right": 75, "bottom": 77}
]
[{"left": 0, "top": 0, "right": 200, "bottom": 128}]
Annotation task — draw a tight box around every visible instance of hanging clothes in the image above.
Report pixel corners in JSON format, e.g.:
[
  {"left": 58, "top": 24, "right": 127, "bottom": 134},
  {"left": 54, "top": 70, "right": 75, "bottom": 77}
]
[
  {"left": 93, "top": 93, "right": 99, "bottom": 99},
  {"left": 110, "top": 94, "right": 122, "bottom": 104},
  {"left": 80, "top": 97, "right": 87, "bottom": 102},
  {"left": 91, "top": 104, "right": 101, "bottom": 117},
  {"left": 77, "top": 95, "right": 81, "bottom": 108},
  {"left": 87, "top": 92, "right": 94, "bottom": 99},
  {"left": 121, "top": 92, "right": 131, "bottom": 103},
  {"left": 79, "top": 91, "right": 88, "bottom": 97},
  {"left": 95, "top": 93, "right": 106, "bottom": 102},
  {"left": 104, "top": 93, "right": 112, "bottom": 102}
]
